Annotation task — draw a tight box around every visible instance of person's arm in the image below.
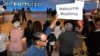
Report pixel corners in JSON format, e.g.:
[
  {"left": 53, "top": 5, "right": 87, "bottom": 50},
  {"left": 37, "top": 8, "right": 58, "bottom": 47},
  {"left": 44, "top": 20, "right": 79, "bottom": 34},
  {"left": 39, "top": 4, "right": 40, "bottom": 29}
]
[
  {"left": 45, "top": 15, "right": 58, "bottom": 36},
  {"left": 49, "top": 15, "right": 58, "bottom": 29},
  {"left": 77, "top": 20, "right": 83, "bottom": 33}
]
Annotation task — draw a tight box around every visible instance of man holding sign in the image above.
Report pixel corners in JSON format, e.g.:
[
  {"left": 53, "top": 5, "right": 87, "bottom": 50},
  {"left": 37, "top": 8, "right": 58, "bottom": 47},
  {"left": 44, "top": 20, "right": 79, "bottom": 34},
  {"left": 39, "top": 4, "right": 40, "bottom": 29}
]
[{"left": 56, "top": 2, "right": 84, "bottom": 56}]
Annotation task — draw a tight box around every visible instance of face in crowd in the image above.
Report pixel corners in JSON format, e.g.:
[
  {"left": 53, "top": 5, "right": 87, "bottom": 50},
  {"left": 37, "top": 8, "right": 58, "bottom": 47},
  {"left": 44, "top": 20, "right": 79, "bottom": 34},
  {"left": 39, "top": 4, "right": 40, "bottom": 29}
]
[
  {"left": 33, "top": 32, "right": 48, "bottom": 47},
  {"left": 38, "top": 33, "right": 48, "bottom": 47},
  {"left": 95, "top": 20, "right": 100, "bottom": 30}
]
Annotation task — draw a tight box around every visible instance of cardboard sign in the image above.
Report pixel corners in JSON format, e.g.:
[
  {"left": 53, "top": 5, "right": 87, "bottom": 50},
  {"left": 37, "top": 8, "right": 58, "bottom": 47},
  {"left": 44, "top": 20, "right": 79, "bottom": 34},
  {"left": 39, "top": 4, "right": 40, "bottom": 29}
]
[{"left": 56, "top": 3, "right": 84, "bottom": 20}]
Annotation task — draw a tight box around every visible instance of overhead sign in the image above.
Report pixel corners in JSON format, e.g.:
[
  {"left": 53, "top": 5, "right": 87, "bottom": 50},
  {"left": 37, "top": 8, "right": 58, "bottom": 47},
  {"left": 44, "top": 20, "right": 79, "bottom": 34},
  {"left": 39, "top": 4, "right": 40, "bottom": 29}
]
[{"left": 56, "top": 2, "right": 84, "bottom": 20}]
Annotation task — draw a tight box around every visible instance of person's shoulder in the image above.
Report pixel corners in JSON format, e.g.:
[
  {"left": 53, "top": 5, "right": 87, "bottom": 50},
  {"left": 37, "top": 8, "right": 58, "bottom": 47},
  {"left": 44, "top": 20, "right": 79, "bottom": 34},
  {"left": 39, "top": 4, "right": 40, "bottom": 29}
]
[
  {"left": 73, "top": 31, "right": 77, "bottom": 34},
  {"left": 0, "top": 32, "right": 6, "bottom": 34},
  {"left": 10, "top": 29, "right": 15, "bottom": 32},
  {"left": 0, "top": 32, "right": 7, "bottom": 36},
  {"left": 28, "top": 45, "right": 37, "bottom": 50},
  {"left": 18, "top": 28, "right": 23, "bottom": 32},
  {"left": 59, "top": 32, "right": 65, "bottom": 36},
  {"left": 26, "top": 45, "right": 37, "bottom": 54}
]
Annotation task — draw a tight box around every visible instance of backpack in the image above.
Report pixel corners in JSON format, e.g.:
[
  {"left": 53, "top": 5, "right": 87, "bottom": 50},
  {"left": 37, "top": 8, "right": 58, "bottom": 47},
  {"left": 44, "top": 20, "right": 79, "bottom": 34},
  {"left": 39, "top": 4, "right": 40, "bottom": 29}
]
[{"left": 47, "top": 33, "right": 56, "bottom": 42}]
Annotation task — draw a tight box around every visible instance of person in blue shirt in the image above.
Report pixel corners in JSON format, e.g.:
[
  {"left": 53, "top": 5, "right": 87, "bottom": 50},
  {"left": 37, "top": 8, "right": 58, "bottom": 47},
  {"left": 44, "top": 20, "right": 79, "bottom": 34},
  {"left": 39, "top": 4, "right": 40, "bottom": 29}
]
[
  {"left": 26, "top": 32, "right": 47, "bottom": 56},
  {"left": 26, "top": 15, "right": 58, "bottom": 56}
]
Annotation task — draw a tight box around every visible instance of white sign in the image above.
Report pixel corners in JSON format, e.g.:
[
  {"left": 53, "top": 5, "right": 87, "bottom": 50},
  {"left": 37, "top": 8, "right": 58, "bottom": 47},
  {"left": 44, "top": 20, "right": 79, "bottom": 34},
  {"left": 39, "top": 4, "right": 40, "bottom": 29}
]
[{"left": 56, "top": 3, "right": 84, "bottom": 20}]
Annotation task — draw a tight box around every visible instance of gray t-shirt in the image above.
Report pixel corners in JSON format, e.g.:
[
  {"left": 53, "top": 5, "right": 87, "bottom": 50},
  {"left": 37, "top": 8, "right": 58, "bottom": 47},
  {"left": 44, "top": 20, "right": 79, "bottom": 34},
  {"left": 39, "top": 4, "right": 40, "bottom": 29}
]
[{"left": 58, "top": 30, "right": 77, "bottom": 54}]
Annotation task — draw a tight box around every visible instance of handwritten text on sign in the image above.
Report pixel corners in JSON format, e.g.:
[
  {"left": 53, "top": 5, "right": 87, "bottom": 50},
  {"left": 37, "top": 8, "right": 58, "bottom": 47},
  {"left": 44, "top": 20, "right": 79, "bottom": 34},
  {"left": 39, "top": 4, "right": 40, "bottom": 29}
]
[{"left": 56, "top": 3, "right": 83, "bottom": 20}]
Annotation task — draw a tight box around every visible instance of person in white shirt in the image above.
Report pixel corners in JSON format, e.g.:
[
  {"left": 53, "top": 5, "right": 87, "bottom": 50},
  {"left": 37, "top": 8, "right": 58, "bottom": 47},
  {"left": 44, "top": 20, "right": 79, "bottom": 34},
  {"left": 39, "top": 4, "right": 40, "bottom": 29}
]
[
  {"left": 53, "top": 21, "right": 61, "bottom": 39},
  {"left": 0, "top": 32, "right": 9, "bottom": 56}
]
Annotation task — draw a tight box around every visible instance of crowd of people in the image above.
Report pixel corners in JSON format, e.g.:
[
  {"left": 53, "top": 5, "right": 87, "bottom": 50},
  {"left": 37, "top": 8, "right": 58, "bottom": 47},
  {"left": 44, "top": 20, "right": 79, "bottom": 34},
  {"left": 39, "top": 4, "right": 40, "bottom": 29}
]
[
  {"left": 12, "top": 7, "right": 30, "bottom": 23},
  {"left": 0, "top": 8, "right": 100, "bottom": 56}
]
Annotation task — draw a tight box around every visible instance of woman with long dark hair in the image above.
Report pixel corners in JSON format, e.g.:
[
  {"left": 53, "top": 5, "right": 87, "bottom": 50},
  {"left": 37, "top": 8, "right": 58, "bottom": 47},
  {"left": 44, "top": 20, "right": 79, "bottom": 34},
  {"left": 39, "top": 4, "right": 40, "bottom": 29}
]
[{"left": 24, "top": 20, "right": 34, "bottom": 48}]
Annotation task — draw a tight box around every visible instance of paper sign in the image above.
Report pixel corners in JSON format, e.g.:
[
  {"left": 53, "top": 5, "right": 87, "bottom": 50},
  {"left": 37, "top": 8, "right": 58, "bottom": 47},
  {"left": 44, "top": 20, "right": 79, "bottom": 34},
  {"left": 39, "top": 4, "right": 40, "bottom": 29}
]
[{"left": 56, "top": 3, "right": 84, "bottom": 20}]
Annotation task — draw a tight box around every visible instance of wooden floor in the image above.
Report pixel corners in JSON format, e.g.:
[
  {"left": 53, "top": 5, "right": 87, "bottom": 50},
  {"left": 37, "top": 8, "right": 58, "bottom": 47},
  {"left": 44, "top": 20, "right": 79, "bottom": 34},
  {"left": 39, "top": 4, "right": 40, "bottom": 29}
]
[{"left": 1, "top": 12, "right": 87, "bottom": 56}]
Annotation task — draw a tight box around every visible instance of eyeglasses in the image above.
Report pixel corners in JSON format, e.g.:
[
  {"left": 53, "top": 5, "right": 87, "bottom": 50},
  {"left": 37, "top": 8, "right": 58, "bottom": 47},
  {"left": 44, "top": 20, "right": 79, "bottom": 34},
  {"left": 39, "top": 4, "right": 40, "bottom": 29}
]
[{"left": 39, "top": 40, "right": 48, "bottom": 42}]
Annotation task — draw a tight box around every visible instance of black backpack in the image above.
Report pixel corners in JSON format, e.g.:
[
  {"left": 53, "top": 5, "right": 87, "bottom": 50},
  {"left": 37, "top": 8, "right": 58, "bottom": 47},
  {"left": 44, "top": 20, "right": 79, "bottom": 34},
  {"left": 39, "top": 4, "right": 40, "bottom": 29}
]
[{"left": 47, "top": 33, "right": 56, "bottom": 42}]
